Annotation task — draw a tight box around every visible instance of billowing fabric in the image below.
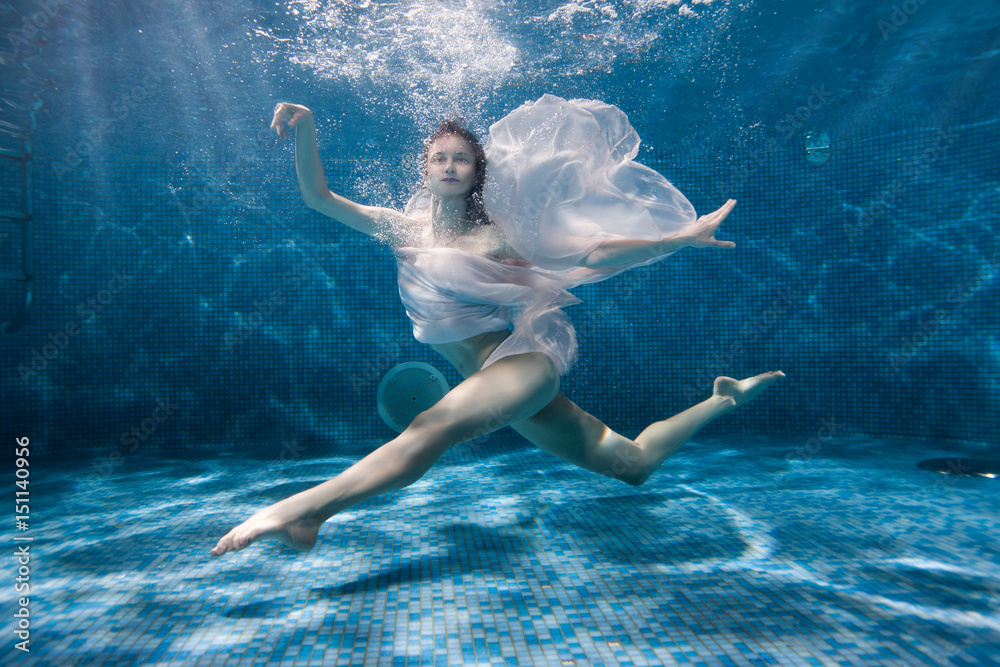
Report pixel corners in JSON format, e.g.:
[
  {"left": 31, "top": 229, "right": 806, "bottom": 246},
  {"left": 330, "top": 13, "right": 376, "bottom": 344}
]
[
  {"left": 485, "top": 94, "right": 697, "bottom": 278},
  {"left": 396, "top": 95, "right": 699, "bottom": 374},
  {"left": 395, "top": 247, "right": 579, "bottom": 375}
]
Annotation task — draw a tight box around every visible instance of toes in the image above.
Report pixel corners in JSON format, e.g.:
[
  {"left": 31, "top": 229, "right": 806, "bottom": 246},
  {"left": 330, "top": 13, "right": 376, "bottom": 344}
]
[
  {"left": 211, "top": 531, "right": 240, "bottom": 557},
  {"left": 211, "top": 522, "right": 263, "bottom": 558}
]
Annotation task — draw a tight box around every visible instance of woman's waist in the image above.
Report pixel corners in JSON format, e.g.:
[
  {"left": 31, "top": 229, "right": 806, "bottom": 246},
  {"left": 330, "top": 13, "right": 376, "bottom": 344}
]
[{"left": 429, "top": 329, "right": 511, "bottom": 379}]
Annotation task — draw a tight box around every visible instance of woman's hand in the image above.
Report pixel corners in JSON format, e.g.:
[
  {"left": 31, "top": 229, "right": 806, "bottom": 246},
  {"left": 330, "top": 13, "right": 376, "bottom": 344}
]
[
  {"left": 271, "top": 103, "right": 313, "bottom": 140},
  {"left": 579, "top": 199, "right": 738, "bottom": 269},
  {"left": 682, "top": 199, "right": 737, "bottom": 249}
]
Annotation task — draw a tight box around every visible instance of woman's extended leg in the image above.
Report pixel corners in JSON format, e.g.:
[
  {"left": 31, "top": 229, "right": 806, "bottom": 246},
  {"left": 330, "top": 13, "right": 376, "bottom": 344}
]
[
  {"left": 511, "top": 371, "right": 784, "bottom": 486},
  {"left": 209, "top": 352, "right": 560, "bottom": 557}
]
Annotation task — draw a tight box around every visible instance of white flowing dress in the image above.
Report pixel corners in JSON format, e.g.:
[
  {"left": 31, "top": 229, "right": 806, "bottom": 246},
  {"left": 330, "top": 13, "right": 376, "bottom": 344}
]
[{"left": 396, "top": 94, "right": 699, "bottom": 375}]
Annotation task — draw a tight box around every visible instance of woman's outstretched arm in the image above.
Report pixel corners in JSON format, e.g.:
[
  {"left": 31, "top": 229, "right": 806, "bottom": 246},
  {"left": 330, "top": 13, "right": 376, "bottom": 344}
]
[
  {"left": 579, "top": 199, "right": 738, "bottom": 269},
  {"left": 272, "top": 103, "right": 419, "bottom": 244}
]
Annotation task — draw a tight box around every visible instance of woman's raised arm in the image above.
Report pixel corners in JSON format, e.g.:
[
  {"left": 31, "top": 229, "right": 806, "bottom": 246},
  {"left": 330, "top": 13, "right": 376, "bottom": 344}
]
[
  {"left": 271, "top": 103, "right": 418, "bottom": 244},
  {"left": 578, "top": 199, "right": 738, "bottom": 269}
]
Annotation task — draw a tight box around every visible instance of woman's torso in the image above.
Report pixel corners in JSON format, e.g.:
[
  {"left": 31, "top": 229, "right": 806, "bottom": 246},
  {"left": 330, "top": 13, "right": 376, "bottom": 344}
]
[
  {"left": 405, "top": 218, "right": 526, "bottom": 378},
  {"left": 429, "top": 330, "right": 511, "bottom": 379}
]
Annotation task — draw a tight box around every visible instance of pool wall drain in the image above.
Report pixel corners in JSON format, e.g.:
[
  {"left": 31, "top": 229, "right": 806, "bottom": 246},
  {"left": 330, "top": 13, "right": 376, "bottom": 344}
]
[
  {"left": 917, "top": 458, "right": 1000, "bottom": 478},
  {"left": 804, "top": 129, "right": 830, "bottom": 166},
  {"left": 377, "top": 362, "right": 450, "bottom": 432}
]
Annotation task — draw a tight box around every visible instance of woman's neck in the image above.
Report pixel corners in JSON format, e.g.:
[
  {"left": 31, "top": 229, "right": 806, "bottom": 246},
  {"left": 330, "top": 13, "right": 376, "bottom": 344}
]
[{"left": 430, "top": 195, "right": 475, "bottom": 240}]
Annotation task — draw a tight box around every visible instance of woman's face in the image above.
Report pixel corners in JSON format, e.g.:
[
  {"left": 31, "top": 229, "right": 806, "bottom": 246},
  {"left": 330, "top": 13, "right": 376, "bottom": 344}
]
[{"left": 424, "top": 134, "right": 477, "bottom": 199}]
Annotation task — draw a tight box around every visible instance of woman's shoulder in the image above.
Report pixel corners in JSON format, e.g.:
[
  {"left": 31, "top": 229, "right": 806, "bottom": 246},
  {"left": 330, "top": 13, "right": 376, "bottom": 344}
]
[{"left": 455, "top": 225, "right": 530, "bottom": 265}]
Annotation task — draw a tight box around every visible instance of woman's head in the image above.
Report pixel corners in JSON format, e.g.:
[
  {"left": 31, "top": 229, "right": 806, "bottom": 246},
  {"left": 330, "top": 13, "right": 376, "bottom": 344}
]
[{"left": 423, "top": 120, "right": 490, "bottom": 225}]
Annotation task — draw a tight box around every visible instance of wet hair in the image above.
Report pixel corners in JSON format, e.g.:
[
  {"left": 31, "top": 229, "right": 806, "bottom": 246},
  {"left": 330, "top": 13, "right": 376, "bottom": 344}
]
[{"left": 423, "top": 119, "right": 491, "bottom": 225}]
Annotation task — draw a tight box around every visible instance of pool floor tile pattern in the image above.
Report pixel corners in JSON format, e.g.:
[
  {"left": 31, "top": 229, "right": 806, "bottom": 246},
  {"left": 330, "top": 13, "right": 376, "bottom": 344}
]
[{"left": 3, "top": 433, "right": 999, "bottom": 666}]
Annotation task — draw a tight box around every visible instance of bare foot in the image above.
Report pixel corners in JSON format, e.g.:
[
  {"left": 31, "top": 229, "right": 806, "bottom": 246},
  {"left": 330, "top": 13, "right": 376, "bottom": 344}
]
[
  {"left": 210, "top": 498, "right": 323, "bottom": 557},
  {"left": 713, "top": 371, "right": 785, "bottom": 407}
]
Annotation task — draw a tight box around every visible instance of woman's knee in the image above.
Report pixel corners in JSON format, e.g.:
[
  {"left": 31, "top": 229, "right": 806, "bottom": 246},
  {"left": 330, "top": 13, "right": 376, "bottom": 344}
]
[
  {"left": 601, "top": 462, "right": 648, "bottom": 487},
  {"left": 390, "top": 413, "right": 460, "bottom": 476},
  {"left": 597, "top": 437, "right": 649, "bottom": 486},
  {"left": 406, "top": 408, "right": 458, "bottom": 446}
]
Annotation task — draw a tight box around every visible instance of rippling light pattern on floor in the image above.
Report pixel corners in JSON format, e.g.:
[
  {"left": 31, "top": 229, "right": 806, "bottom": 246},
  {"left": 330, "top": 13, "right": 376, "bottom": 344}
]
[{"left": 5, "top": 434, "right": 999, "bottom": 666}]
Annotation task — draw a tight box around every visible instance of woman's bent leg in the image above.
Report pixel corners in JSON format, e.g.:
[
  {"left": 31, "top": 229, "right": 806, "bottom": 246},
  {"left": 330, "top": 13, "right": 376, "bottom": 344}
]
[
  {"left": 512, "top": 371, "right": 784, "bottom": 486},
  {"left": 210, "top": 353, "right": 559, "bottom": 557}
]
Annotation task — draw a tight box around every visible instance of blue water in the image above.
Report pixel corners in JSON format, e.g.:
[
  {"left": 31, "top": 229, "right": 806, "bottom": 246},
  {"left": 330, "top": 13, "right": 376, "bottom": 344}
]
[
  {"left": 7, "top": 434, "right": 1000, "bottom": 665},
  {"left": 1, "top": 0, "right": 999, "bottom": 665}
]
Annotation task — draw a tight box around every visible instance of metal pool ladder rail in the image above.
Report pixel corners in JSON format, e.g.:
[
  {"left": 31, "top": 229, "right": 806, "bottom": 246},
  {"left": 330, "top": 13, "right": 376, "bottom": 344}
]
[{"left": 1, "top": 123, "right": 33, "bottom": 336}]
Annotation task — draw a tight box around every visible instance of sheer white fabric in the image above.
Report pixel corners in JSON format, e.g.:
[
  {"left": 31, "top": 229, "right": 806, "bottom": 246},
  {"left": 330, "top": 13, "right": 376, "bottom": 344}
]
[
  {"left": 396, "top": 95, "right": 699, "bottom": 374},
  {"left": 395, "top": 247, "right": 580, "bottom": 374},
  {"left": 485, "top": 94, "right": 697, "bottom": 277}
]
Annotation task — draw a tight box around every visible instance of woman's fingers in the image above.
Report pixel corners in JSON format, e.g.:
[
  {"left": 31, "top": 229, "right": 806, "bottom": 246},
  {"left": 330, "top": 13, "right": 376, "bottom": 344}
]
[
  {"left": 703, "top": 199, "right": 736, "bottom": 230},
  {"left": 711, "top": 200, "right": 736, "bottom": 248},
  {"left": 271, "top": 103, "right": 296, "bottom": 139},
  {"left": 271, "top": 105, "right": 288, "bottom": 139},
  {"left": 270, "top": 103, "right": 310, "bottom": 139},
  {"left": 711, "top": 199, "right": 736, "bottom": 224},
  {"left": 687, "top": 200, "right": 737, "bottom": 249}
]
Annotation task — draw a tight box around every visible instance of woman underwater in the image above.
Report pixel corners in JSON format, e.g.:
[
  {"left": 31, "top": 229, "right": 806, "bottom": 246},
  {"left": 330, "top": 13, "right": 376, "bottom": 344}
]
[{"left": 210, "top": 96, "right": 784, "bottom": 557}]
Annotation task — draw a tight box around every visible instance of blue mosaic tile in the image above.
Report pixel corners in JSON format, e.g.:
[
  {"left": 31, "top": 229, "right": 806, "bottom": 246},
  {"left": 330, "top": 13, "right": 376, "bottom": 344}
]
[{"left": 2, "top": 434, "right": 998, "bottom": 665}]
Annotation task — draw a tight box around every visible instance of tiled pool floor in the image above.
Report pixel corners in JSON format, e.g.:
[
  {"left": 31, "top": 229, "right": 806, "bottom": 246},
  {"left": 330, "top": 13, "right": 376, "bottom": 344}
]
[{"left": 4, "top": 433, "right": 999, "bottom": 666}]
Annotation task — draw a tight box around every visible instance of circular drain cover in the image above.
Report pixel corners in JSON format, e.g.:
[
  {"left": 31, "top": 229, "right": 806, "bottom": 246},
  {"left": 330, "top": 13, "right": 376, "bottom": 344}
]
[
  {"left": 917, "top": 458, "right": 1000, "bottom": 478},
  {"left": 377, "top": 362, "right": 450, "bottom": 433}
]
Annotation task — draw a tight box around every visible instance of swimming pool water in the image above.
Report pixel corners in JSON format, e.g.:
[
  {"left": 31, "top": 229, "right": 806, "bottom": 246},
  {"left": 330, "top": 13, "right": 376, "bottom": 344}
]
[
  {"left": 1, "top": 0, "right": 999, "bottom": 665},
  {"left": 6, "top": 433, "right": 999, "bottom": 665}
]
